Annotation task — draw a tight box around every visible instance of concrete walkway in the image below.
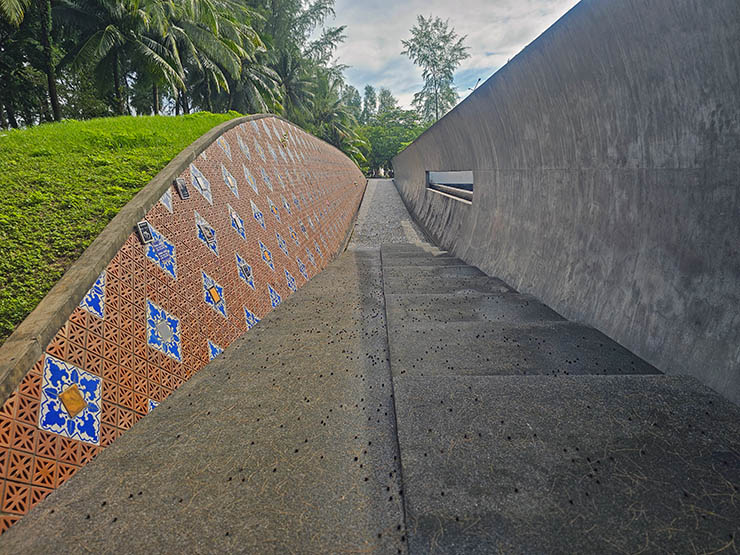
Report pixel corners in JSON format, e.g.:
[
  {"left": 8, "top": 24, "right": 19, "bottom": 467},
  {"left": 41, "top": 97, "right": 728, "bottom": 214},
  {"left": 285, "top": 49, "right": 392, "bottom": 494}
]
[{"left": 2, "top": 180, "right": 739, "bottom": 553}]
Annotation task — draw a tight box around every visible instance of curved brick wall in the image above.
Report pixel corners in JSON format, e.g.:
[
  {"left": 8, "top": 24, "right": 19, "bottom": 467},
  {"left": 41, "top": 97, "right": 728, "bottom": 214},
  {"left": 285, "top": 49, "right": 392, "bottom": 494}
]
[{"left": 0, "top": 115, "right": 365, "bottom": 531}]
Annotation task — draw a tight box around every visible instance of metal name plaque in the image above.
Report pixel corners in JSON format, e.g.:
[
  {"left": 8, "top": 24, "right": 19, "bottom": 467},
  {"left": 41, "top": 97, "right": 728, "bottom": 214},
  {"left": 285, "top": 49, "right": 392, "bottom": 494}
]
[
  {"left": 175, "top": 178, "right": 190, "bottom": 200},
  {"left": 136, "top": 221, "right": 154, "bottom": 244}
]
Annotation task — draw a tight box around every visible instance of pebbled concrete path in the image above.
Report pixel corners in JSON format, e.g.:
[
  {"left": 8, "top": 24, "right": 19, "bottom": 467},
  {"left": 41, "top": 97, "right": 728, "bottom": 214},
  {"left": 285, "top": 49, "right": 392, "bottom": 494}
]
[{"left": 2, "top": 180, "right": 738, "bottom": 553}]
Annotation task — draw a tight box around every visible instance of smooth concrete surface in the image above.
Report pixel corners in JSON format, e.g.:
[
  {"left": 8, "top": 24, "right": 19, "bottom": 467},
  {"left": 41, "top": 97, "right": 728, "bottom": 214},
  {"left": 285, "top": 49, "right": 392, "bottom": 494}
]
[
  {"left": 3, "top": 181, "right": 738, "bottom": 553},
  {"left": 392, "top": 0, "right": 740, "bottom": 404}
]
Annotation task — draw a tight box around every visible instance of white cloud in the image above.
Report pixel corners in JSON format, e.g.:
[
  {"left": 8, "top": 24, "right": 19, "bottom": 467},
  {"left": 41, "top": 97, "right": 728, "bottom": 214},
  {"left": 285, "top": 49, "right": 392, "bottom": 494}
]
[{"left": 331, "top": 0, "right": 580, "bottom": 109}]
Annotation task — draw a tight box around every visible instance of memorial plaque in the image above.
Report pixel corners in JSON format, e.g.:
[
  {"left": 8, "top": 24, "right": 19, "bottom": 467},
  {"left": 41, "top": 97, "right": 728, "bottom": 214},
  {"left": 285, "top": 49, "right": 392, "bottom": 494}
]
[
  {"left": 175, "top": 177, "right": 190, "bottom": 200},
  {"left": 136, "top": 221, "right": 154, "bottom": 244}
]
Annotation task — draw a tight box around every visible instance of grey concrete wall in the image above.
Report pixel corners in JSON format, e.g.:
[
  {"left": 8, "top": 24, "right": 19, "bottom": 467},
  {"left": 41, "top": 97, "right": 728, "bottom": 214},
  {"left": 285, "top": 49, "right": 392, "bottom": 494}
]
[{"left": 392, "top": 0, "right": 740, "bottom": 403}]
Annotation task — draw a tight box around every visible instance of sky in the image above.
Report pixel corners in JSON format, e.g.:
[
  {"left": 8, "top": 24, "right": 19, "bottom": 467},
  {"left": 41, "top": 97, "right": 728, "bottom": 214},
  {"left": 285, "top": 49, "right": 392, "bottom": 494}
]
[{"left": 330, "top": 0, "right": 580, "bottom": 109}]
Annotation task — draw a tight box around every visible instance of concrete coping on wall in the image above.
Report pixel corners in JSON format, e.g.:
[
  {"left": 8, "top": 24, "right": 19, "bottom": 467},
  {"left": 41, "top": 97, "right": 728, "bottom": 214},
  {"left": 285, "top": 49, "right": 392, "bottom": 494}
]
[{"left": 0, "top": 113, "right": 358, "bottom": 406}]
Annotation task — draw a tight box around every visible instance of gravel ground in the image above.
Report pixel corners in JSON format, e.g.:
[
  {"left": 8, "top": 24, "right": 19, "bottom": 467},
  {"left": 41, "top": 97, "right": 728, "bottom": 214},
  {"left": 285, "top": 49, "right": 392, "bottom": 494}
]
[{"left": 348, "top": 179, "right": 428, "bottom": 249}]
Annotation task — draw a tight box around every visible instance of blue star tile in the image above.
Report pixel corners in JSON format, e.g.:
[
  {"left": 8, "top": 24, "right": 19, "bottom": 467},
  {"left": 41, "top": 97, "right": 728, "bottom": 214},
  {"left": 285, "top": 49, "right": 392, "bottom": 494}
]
[
  {"left": 229, "top": 204, "right": 246, "bottom": 240},
  {"left": 208, "top": 340, "right": 224, "bottom": 361},
  {"left": 259, "top": 240, "right": 274, "bottom": 271},
  {"left": 293, "top": 193, "right": 300, "bottom": 210},
  {"left": 39, "top": 355, "right": 102, "bottom": 445},
  {"left": 202, "top": 271, "right": 227, "bottom": 318},
  {"left": 251, "top": 200, "right": 266, "bottom": 230},
  {"left": 236, "top": 253, "right": 255, "bottom": 289},
  {"left": 145, "top": 226, "right": 177, "bottom": 279},
  {"left": 146, "top": 300, "right": 182, "bottom": 362},
  {"left": 195, "top": 211, "right": 218, "bottom": 256},
  {"left": 315, "top": 240, "right": 323, "bottom": 259},
  {"left": 217, "top": 136, "right": 232, "bottom": 160},
  {"left": 268, "top": 284, "right": 281, "bottom": 308},
  {"left": 261, "top": 168, "right": 273, "bottom": 191},
  {"left": 267, "top": 196, "right": 280, "bottom": 222},
  {"left": 276, "top": 232, "right": 289, "bottom": 256},
  {"left": 285, "top": 269, "right": 297, "bottom": 293},
  {"left": 299, "top": 220, "right": 307, "bottom": 237},
  {"left": 297, "top": 257, "right": 308, "bottom": 280},
  {"left": 80, "top": 271, "right": 105, "bottom": 319},
  {"left": 243, "top": 165, "right": 259, "bottom": 195},
  {"left": 237, "top": 133, "right": 251, "bottom": 161},
  {"left": 222, "top": 163, "right": 239, "bottom": 198},
  {"left": 244, "top": 307, "right": 260, "bottom": 330},
  {"left": 190, "top": 164, "right": 213, "bottom": 205},
  {"left": 289, "top": 226, "right": 300, "bottom": 246},
  {"left": 148, "top": 399, "right": 159, "bottom": 413}
]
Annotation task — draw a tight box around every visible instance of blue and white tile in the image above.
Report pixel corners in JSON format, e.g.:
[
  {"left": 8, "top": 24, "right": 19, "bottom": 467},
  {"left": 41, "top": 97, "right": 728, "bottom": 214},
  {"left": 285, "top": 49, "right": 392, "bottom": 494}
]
[
  {"left": 244, "top": 307, "right": 260, "bottom": 330},
  {"left": 217, "top": 136, "right": 232, "bottom": 160},
  {"left": 236, "top": 253, "right": 255, "bottom": 289},
  {"left": 195, "top": 211, "right": 218, "bottom": 256},
  {"left": 39, "top": 355, "right": 102, "bottom": 445},
  {"left": 281, "top": 195, "right": 292, "bottom": 215},
  {"left": 208, "top": 340, "right": 224, "bottom": 361},
  {"left": 190, "top": 164, "right": 213, "bottom": 205},
  {"left": 251, "top": 199, "right": 266, "bottom": 230},
  {"left": 222, "top": 163, "right": 239, "bottom": 198},
  {"left": 267, "top": 196, "right": 280, "bottom": 222},
  {"left": 259, "top": 240, "right": 275, "bottom": 271},
  {"left": 254, "top": 138, "right": 266, "bottom": 161},
  {"left": 285, "top": 269, "right": 297, "bottom": 293},
  {"left": 229, "top": 204, "right": 246, "bottom": 240},
  {"left": 268, "top": 284, "right": 281, "bottom": 308},
  {"left": 80, "top": 271, "right": 105, "bottom": 319},
  {"left": 276, "top": 231, "right": 289, "bottom": 256},
  {"left": 160, "top": 188, "right": 173, "bottom": 213},
  {"left": 297, "top": 257, "right": 308, "bottom": 280},
  {"left": 148, "top": 399, "right": 159, "bottom": 413},
  {"left": 202, "top": 271, "right": 227, "bottom": 318},
  {"left": 146, "top": 226, "right": 177, "bottom": 279},
  {"left": 237, "top": 133, "right": 251, "bottom": 160},
  {"left": 306, "top": 247, "right": 316, "bottom": 267},
  {"left": 243, "top": 165, "right": 259, "bottom": 195},
  {"left": 261, "top": 167, "right": 273, "bottom": 191},
  {"left": 147, "top": 300, "right": 182, "bottom": 362}
]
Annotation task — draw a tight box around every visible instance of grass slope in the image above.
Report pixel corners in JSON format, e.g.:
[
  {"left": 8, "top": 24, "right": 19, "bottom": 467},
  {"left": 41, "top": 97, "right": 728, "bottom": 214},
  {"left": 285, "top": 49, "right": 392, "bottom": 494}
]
[{"left": 0, "top": 111, "right": 240, "bottom": 343}]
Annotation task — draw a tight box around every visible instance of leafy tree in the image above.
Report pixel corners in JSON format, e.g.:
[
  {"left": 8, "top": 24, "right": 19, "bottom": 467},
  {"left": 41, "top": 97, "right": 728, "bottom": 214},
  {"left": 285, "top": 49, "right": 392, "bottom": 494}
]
[
  {"left": 360, "top": 84, "right": 375, "bottom": 124},
  {"left": 376, "top": 87, "right": 397, "bottom": 116},
  {"left": 358, "top": 107, "right": 428, "bottom": 176},
  {"left": 401, "top": 15, "right": 469, "bottom": 122},
  {"left": 341, "top": 83, "right": 361, "bottom": 122}
]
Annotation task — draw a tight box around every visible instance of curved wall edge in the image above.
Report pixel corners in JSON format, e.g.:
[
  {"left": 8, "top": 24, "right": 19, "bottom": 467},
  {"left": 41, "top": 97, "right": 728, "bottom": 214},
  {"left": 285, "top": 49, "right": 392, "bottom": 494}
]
[
  {"left": 392, "top": 0, "right": 740, "bottom": 404},
  {"left": 0, "top": 115, "right": 365, "bottom": 530}
]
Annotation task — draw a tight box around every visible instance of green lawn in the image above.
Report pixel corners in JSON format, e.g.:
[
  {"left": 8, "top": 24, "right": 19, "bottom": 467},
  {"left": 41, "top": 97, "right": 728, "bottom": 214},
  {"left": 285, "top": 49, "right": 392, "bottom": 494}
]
[{"left": 0, "top": 111, "right": 241, "bottom": 343}]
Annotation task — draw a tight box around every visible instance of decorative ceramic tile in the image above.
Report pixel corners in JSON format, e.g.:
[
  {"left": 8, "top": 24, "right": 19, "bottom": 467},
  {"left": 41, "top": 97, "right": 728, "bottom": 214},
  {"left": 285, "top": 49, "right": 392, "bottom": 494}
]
[
  {"left": 276, "top": 172, "right": 286, "bottom": 190},
  {"left": 190, "top": 164, "right": 213, "bottom": 205},
  {"left": 254, "top": 138, "right": 266, "bottom": 162},
  {"left": 293, "top": 193, "right": 300, "bottom": 210},
  {"left": 148, "top": 399, "right": 159, "bottom": 413},
  {"left": 237, "top": 133, "right": 251, "bottom": 160},
  {"left": 243, "top": 166, "right": 258, "bottom": 195},
  {"left": 160, "top": 188, "right": 173, "bottom": 213},
  {"left": 145, "top": 226, "right": 177, "bottom": 279},
  {"left": 315, "top": 240, "right": 323, "bottom": 259},
  {"left": 250, "top": 120, "right": 260, "bottom": 134},
  {"left": 195, "top": 211, "right": 218, "bottom": 256},
  {"left": 268, "top": 284, "right": 281, "bottom": 308},
  {"left": 297, "top": 257, "right": 308, "bottom": 280},
  {"left": 208, "top": 340, "right": 224, "bottom": 361},
  {"left": 285, "top": 269, "right": 297, "bottom": 293},
  {"left": 276, "top": 232, "right": 289, "bottom": 256},
  {"left": 80, "top": 271, "right": 105, "bottom": 319},
  {"left": 251, "top": 200, "right": 266, "bottom": 230},
  {"left": 202, "top": 271, "right": 227, "bottom": 318},
  {"left": 267, "top": 197, "right": 281, "bottom": 223},
  {"left": 268, "top": 144, "right": 277, "bottom": 163},
  {"left": 307, "top": 215, "right": 315, "bottom": 230},
  {"left": 289, "top": 226, "right": 300, "bottom": 246},
  {"left": 228, "top": 204, "right": 246, "bottom": 240},
  {"left": 280, "top": 195, "right": 291, "bottom": 216},
  {"left": 306, "top": 247, "right": 316, "bottom": 267},
  {"left": 244, "top": 308, "right": 260, "bottom": 330},
  {"left": 261, "top": 168, "right": 273, "bottom": 192},
  {"left": 146, "top": 300, "right": 182, "bottom": 362},
  {"left": 299, "top": 220, "right": 308, "bottom": 238},
  {"left": 216, "top": 136, "right": 232, "bottom": 160},
  {"left": 38, "top": 355, "right": 101, "bottom": 445},
  {"left": 222, "top": 164, "right": 239, "bottom": 198},
  {"left": 259, "top": 241, "right": 274, "bottom": 271},
  {"left": 236, "top": 253, "right": 255, "bottom": 289}
]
